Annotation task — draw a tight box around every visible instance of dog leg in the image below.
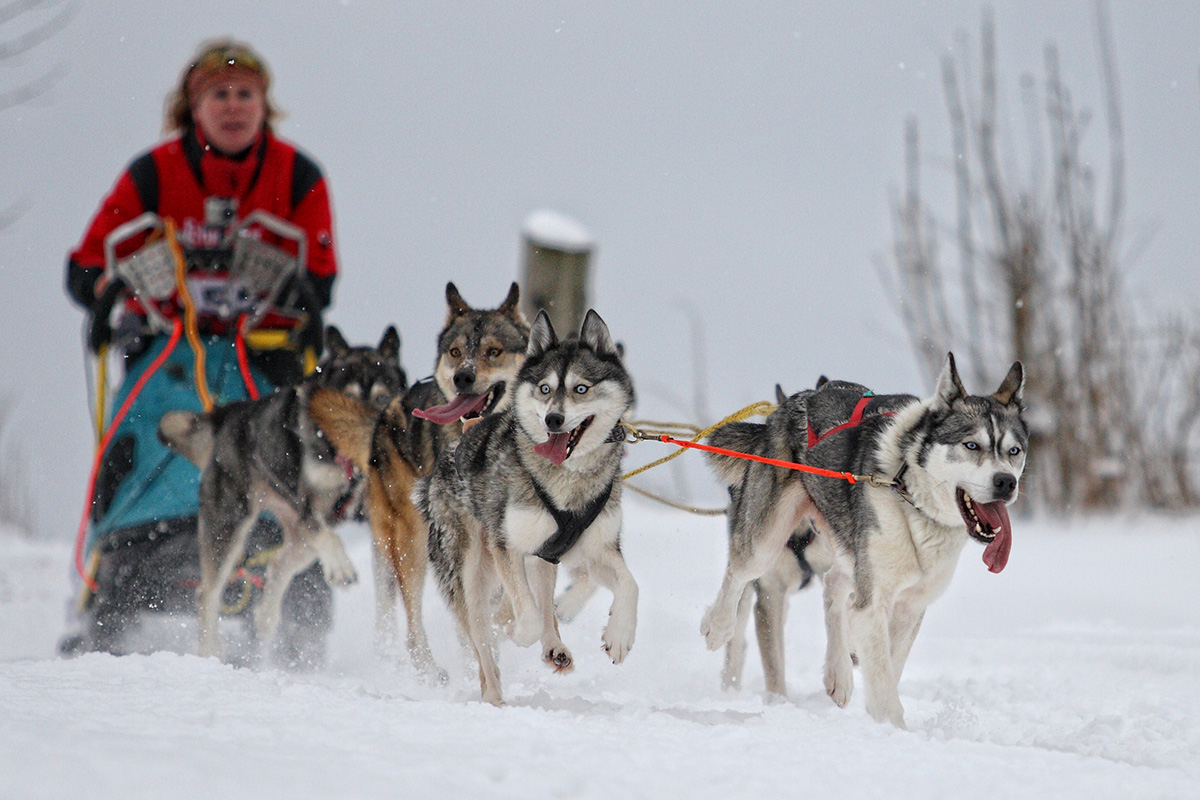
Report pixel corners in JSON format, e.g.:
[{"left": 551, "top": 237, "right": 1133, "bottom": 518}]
[
  {"left": 254, "top": 527, "right": 321, "bottom": 647},
  {"left": 703, "top": 483, "right": 806, "bottom": 651},
  {"left": 196, "top": 509, "right": 257, "bottom": 660},
  {"left": 370, "top": 522, "right": 400, "bottom": 657},
  {"left": 754, "top": 566, "right": 792, "bottom": 699},
  {"left": 888, "top": 603, "right": 925, "bottom": 682},
  {"left": 587, "top": 547, "right": 638, "bottom": 664},
  {"left": 849, "top": 601, "right": 906, "bottom": 728},
  {"left": 822, "top": 565, "right": 855, "bottom": 708},
  {"left": 309, "top": 523, "right": 358, "bottom": 588},
  {"left": 722, "top": 583, "right": 754, "bottom": 690},
  {"left": 462, "top": 546, "right": 503, "bottom": 705},
  {"left": 554, "top": 566, "right": 597, "bottom": 623},
  {"left": 489, "top": 541, "right": 542, "bottom": 648},
  {"left": 392, "top": 511, "right": 446, "bottom": 684},
  {"left": 527, "top": 557, "right": 573, "bottom": 672}
]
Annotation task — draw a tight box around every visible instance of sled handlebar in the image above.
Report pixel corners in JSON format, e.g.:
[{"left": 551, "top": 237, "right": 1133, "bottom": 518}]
[{"left": 100, "top": 211, "right": 308, "bottom": 336}]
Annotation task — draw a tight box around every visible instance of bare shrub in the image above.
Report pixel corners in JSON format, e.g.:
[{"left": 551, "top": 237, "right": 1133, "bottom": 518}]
[{"left": 883, "top": 5, "right": 1200, "bottom": 512}]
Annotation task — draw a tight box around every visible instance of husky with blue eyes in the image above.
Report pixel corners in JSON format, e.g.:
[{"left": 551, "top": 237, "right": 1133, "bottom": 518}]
[
  {"left": 415, "top": 309, "right": 638, "bottom": 705},
  {"left": 701, "top": 353, "right": 1027, "bottom": 727}
]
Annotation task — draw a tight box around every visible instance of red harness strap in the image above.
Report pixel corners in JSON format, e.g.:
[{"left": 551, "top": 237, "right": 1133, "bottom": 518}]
[{"left": 807, "top": 394, "right": 886, "bottom": 449}]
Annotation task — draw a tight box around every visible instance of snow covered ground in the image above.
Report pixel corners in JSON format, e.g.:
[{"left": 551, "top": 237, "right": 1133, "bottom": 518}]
[{"left": 2, "top": 508, "right": 1198, "bottom": 799}]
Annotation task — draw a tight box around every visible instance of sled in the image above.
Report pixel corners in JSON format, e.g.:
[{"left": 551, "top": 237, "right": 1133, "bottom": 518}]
[{"left": 61, "top": 212, "right": 332, "bottom": 667}]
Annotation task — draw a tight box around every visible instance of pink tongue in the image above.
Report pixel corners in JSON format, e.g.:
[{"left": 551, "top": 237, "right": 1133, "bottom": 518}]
[
  {"left": 534, "top": 432, "right": 571, "bottom": 465},
  {"left": 974, "top": 500, "right": 1013, "bottom": 573},
  {"left": 412, "top": 393, "right": 488, "bottom": 424}
]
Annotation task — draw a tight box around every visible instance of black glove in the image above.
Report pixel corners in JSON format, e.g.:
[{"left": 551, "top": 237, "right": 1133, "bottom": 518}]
[
  {"left": 88, "top": 277, "right": 128, "bottom": 353},
  {"left": 282, "top": 274, "right": 325, "bottom": 357}
]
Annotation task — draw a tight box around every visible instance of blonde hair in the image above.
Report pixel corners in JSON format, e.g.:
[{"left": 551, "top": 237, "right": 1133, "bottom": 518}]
[{"left": 163, "top": 38, "right": 280, "bottom": 134}]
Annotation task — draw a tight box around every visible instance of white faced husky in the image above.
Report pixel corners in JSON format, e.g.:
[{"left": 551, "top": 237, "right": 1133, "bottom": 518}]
[
  {"left": 702, "top": 353, "right": 1027, "bottom": 727},
  {"left": 415, "top": 309, "right": 638, "bottom": 705}
]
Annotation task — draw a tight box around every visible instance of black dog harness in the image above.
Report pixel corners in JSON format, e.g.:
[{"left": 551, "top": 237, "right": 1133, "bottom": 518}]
[{"left": 531, "top": 478, "right": 614, "bottom": 564}]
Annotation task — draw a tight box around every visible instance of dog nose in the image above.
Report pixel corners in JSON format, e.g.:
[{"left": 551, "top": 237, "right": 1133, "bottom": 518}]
[
  {"left": 992, "top": 472, "right": 1017, "bottom": 501},
  {"left": 453, "top": 370, "right": 476, "bottom": 392},
  {"left": 545, "top": 412, "right": 565, "bottom": 431}
]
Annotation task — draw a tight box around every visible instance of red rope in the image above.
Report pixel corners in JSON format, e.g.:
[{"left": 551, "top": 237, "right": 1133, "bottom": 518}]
[
  {"left": 657, "top": 434, "right": 861, "bottom": 484},
  {"left": 74, "top": 320, "right": 184, "bottom": 590},
  {"left": 235, "top": 314, "right": 261, "bottom": 400}
]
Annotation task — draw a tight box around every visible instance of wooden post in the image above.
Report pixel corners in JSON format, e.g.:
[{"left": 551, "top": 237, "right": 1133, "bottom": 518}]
[{"left": 520, "top": 209, "right": 594, "bottom": 336}]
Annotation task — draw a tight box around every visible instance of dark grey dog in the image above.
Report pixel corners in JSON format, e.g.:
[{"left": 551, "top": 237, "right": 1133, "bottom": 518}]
[
  {"left": 158, "top": 325, "right": 405, "bottom": 661},
  {"left": 702, "top": 354, "right": 1026, "bottom": 727},
  {"left": 416, "top": 310, "right": 638, "bottom": 705}
]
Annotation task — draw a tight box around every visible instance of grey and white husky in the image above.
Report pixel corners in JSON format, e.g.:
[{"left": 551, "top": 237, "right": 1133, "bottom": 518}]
[
  {"left": 158, "top": 326, "right": 406, "bottom": 662},
  {"left": 415, "top": 309, "right": 639, "bottom": 705},
  {"left": 702, "top": 354, "right": 1026, "bottom": 727}
]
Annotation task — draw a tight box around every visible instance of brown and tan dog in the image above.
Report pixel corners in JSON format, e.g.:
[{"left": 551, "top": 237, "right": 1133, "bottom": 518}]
[{"left": 308, "top": 282, "right": 529, "bottom": 680}]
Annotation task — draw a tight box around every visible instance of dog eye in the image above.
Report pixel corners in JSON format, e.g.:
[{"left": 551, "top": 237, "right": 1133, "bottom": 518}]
[
  {"left": 487, "top": 348, "right": 502, "bottom": 360},
  {"left": 539, "top": 384, "right": 551, "bottom": 395},
  {"left": 1008, "top": 446, "right": 1022, "bottom": 457},
  {"left": 964, "top": 442, "right": 980, "bottom": 451},
  {"left": 574, "top": 385, "right": 589, "bottom": 395},
  {"left": 449, "top": 347, "right": 462, "bottom": 359}
]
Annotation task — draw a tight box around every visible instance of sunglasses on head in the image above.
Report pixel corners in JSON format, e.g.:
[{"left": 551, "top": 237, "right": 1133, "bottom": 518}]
[{"left": 191, "top": 45, "right": 265, "bottom": 77}]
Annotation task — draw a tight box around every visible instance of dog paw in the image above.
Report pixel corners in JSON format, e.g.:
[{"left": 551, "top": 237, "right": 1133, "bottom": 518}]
[
  {"left": 505, "top": 612, "right": 542, "bottom": 648},
  {"left": 411, "top": 652, "right": 450, "bottom": 686},
  {"left": 867, "top": 697, "right": 907, "bottom": 729},
  {"left": 700, "top": 605, "right": 735, "bottom": 651},
  {"left": 602, "top": 618, "right": 636, "bottom": 665},
  {"left": 824, "top": 664, "right": 853, "bottom": 708},
  {"left": 543, "top": 643, "right": 574, "bottom": 673},
  {"left": 421, "top": 665, "right": 451, "bottom": 686},
  {"left": 321, "top": 557, "right": 358, "bottom": 588}
]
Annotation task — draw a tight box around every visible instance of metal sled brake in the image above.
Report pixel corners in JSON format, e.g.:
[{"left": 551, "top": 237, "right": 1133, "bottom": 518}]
[{"left": 62, "top": 212, "right": 331, "bottom": 666}]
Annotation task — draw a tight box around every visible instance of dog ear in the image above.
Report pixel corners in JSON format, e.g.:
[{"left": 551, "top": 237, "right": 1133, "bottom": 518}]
[
  {"left": 932, "top": 352, "right": 968, "bottom": 408},
  {"left": 498, "top": 281, "right": 527, "bottom": 324},
  {"left": 445, "top": 282, "right": 472, "bottom": 319},
  {"left": 815, "top": 375, "right": 829, "bottom": 389},
  {"left": 775, "top": 383, "right": 789, "bottom": 405},
  {"left": 580, "top": 309, "right": 619, "bottom": 358},
  {"left": 527, "top": 309, "right": 558, "bottom": 358},
  {"left": 378, "top": 325, "right": 401, "bottom": 363},
  {"left": 992, "top": 361, "right": 1025, "bottom": 407},
  {"left": 325, "top": 325, "right": 350, "bottom": 358}
]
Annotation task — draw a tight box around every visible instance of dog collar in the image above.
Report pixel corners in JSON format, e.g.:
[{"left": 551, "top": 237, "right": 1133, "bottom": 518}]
[
  {"left": 603, "top": 424, "right": 626, "bottom": 444},
  {"left": 890, "top": 462, "right": 915, "bottom": 506}
]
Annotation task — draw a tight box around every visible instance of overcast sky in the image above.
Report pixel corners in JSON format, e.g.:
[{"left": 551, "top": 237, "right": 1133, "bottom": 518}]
[{"left": 1, "top": 1, "right": 1197, "bottom": 539}]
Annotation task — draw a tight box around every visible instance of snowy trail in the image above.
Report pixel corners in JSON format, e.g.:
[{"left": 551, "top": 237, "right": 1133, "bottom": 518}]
[{"left": 2, "top": 510, "right": 1198, "bottom": 799}]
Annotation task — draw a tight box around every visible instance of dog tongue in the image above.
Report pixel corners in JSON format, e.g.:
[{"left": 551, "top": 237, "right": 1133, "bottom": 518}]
[
  {"left": 412, "top": 393, "right": 488, "bottom": 424},
  {"left": 975, "top": 500, "right": 1013, "bottom": 574},
  {"left": 534, "top": 432, "right": 571, "bottom": 465}
]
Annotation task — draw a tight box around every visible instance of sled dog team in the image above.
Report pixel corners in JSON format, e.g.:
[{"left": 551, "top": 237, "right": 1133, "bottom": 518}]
[{"left": 160, "top": 281, "right": 1029, "bottom": 727}]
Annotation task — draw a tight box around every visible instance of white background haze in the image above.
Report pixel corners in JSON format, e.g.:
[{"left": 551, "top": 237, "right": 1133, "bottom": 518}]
[
  {"left": 1, "top": 1, "right": 1198, "bottom": 540},
  {"left": 0, "top": 5, "right": 1198, "bottom": 797}
]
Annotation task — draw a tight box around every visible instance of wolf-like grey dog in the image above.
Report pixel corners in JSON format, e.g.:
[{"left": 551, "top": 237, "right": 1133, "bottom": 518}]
[
  {"left": 308, "top": 282, "right": 529, "bottom": 682},
  {"left": 717, "top": 383, "right": 833, "bottom": 697},
  {"left": 158, "top": 325, "right": 406, "bottom": 662},
  {"left": 416, "top": 309, "right": 638, "bottom": 705},
  {"left": 702, "top": 354, "right": 1026, "bottom": 727}
]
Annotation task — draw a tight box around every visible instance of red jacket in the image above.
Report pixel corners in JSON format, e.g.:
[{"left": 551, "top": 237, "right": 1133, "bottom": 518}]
[{"left": 66, "top": 126, "right": 337, "bottom": 319}]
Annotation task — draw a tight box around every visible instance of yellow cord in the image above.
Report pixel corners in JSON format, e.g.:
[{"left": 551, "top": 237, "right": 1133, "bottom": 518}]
[
  {"left": 93, "top": 343, "right": 109, "bottom": 445},
  {"left": 620, "top": 401, "right": 776, "bottom": 482},
  {"left": 622, "top": 482, "right": 728, "bottom": 515},
  {"left": 166, "top": 219, "right": 214, "bottom": 412}
]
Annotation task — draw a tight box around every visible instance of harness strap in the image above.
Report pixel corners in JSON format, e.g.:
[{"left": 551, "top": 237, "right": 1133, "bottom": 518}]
[
  {"left": 75, "top": 319, "right": 184, "bottom": 591},
  {"left": 531, "top": 478, "right": 614, "bottom": 564},
  {"left": 807, "top": 393, "right": 885, "bottom": 449}
]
